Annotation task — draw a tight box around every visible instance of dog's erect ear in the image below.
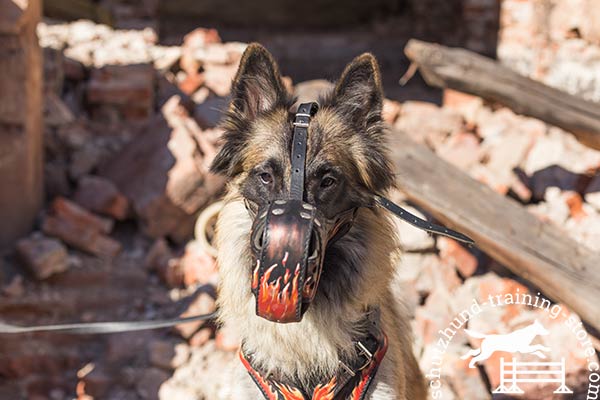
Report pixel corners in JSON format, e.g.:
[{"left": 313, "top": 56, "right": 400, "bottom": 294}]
[
  {"left": 331, "top": 53, "right": 383, "bottom": 130},
  {"left": 329, "top": 54, "right": 394, "bottom": 193},
  {"left": 230, "top": 43, "right": 287, "bottom": 120},
  {"left": 210, "top": 43, "right": 287, "bottom": 176}
]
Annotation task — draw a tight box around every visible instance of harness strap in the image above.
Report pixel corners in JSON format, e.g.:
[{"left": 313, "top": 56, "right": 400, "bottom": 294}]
[{"left": 240, "top": 308, "right": 387, "bottom": 400}]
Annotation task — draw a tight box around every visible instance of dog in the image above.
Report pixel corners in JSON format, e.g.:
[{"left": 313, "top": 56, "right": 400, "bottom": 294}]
[
  {"left": 210, "top": 43, "right": 427, "bottom": 399},
  {"left": 461, "top": 320, "right": 551, "bottom": 368}
]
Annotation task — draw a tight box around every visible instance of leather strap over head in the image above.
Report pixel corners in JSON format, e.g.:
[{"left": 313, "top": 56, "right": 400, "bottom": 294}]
[{"left": 290, "top": 102, "right": 319, "bottom": 200}]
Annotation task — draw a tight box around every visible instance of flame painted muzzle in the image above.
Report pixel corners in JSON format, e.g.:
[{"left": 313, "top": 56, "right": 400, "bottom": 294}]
[
  {"left": 249, "top": 199, "right": 355, "bottom": 323},
  {"left": 246, "top": 102, "right": 475, "bottom": 324},
  {"left": 248, "top": 102, "right": 356, "bottom": 323}
]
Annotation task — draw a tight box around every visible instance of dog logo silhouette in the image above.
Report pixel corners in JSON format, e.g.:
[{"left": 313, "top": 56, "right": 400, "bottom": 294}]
[{"left": 461, "top": 320, "right": 551, "bottom": 368}]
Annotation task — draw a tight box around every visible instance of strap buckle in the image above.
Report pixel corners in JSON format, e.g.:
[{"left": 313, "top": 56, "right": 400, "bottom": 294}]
[
  {"left": 337, "top": 339, "right": 374, "bottom": 378},
  {"left": 292, "top": 121, "right": 309, "bottom": 128},
  {"left": 355, "top": 340, "right": 374, "bottom": 371}
]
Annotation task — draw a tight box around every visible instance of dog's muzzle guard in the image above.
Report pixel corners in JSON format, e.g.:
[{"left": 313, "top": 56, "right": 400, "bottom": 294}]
[
  {"left": 249, "top": 102, "right": 474, "bottom": 324},
  {"left": 249, "top": 102, "right": 356, "bottom": 323}
]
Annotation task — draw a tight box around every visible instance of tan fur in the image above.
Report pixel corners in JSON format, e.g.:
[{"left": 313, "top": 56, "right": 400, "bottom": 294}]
[
  {"left": 215, "top": 189, "right": 427, "bottom": 399},
  {"left": 212, "top": 44, "right": 426, "bottom": 399}
]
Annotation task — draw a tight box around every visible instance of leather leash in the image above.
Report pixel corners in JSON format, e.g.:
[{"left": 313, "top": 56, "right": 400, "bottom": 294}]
[
  {"left": 373, "top": 195, "right": 474, "bottom": 245},
  {"left": 0, "top": 312, "right": 216, "bottom": 334}
]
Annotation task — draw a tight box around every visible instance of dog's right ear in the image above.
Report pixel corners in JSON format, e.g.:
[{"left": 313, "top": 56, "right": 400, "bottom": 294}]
[
  {"left": 230, "top": 43, "right": 287, "bottom": 120},
  {"left": 211, "top": 43, "right": 288, "bottom": 176}
]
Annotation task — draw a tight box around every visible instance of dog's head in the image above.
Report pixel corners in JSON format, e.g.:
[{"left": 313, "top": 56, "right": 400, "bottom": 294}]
[{"left": 210, "top": 43, "right": 394, "bottom": 323}]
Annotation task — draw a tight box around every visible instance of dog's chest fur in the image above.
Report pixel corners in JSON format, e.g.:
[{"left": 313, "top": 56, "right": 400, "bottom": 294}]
[{"left": 215, "top": 196, "right": 423, "bottom": 397}]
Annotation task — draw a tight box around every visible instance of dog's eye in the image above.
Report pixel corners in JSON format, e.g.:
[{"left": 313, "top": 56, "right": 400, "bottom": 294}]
[
  {"left": 320, "top": 177, "right": 336, "bottom": 188},
  {"left": 259, "top": 172, "right": 273, "bottom": 185}
]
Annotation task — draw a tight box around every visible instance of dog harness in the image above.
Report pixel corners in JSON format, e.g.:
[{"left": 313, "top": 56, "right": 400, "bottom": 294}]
[{"left": 240, "top": 309, "right": 387, "bottom": 400}]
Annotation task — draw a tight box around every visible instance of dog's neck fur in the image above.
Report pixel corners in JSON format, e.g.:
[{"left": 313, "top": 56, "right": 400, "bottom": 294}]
[{"left": 216, "top": 189, "right": 398, "bottom": 389}]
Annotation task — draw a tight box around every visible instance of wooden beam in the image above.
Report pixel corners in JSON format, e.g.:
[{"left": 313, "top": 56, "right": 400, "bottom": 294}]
[
  {"left": 0, "top": 0, "right": 43, "bottom": 247},
  {"left": 389, "top": 129, "right": 600, "bottom": 332},
  {"left": 404, "top": 39, "right": 600, "bottom": 151}
]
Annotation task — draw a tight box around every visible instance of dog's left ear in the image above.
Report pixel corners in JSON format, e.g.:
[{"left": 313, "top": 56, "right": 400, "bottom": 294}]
[
  {"left": 330, "top": 54, "right": 394, "bottom": 193},
  {"left": 331, "top": 53, "right": 383, "bottom": 131}
]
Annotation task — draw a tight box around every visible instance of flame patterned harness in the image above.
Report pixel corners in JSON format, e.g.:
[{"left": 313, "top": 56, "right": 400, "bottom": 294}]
[{"left": 240, "top": 309, "right": 387, "bottom": 400}]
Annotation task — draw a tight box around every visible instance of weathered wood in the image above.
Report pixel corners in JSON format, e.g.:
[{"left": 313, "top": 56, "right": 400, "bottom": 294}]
[
  {"left": 44, "top": 0, "right": 112, "bottom": 25},
  {"left": 389, "top": 128, "right": 600, "bottom": 332},
  {"left": 404, "top": 39, "right": 600, "bottom": 151},
  {"left": 0, "top": 0, "right": 43, "bottom": 248}
]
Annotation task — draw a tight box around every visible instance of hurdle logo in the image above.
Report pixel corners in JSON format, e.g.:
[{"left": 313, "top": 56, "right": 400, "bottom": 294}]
[{"left": 461, "top": 320, "right": 573, "bottom": 394}]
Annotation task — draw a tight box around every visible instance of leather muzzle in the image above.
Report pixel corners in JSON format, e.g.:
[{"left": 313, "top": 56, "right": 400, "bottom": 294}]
[
  {"left": 249, "top": 197, "right": 356, "bottom": 323},
  {"left": 245, "top": 102, "right": 475, "bottom": 324}
]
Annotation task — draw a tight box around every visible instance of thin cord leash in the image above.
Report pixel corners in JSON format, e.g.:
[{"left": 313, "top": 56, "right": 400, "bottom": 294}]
[{"left": 0, "top": 311, "right": 217, "bottom": 334}]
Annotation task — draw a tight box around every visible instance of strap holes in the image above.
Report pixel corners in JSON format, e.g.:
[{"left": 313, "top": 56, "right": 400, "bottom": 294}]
[{"left": 295, "top": 169, "right": 300, "bottom": 173}]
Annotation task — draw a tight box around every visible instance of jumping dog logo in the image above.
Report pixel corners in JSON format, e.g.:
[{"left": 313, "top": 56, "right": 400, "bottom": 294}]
[{"left": 461, "top": 320, "right": 572, "bottom": 395}]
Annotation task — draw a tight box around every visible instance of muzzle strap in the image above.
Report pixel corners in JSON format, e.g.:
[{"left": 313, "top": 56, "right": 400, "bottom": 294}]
[{"left": 290, "top": 102, "right": 319, "bottom": 200}]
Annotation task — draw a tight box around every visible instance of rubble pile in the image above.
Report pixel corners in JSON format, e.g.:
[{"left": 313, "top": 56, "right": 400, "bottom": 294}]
[
  {"left": 1, "top": 3, "right": 600, "bottom": 398},
  {"left": 499, "top": 0, "right": 600, "bottom": 102},
  {"left": 1, "top": 19, "right": 242, "bottom": 400},
  {"left": 386, "top": 90, "right": 600, "bottom": 399}
]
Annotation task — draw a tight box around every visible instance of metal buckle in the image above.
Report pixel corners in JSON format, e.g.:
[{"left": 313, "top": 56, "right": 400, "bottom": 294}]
[
  {"left": 338, "top": 360, "right": 356, "bottom": 377},
  {"left": 292, "top": 121, "right": 309, "bottom": 128},
  {"left": 355, "top": 341, "right": 374, "bottom": 371},
  {"left": 295, "top": 112, "right": 312, "bottom": 118},
  {"left": 337, "top": 340, "right": 374, "bottom": 378}
]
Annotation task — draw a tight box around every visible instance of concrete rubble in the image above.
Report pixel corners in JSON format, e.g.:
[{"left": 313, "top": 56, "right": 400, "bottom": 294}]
[{"left": 1, "top": 2, "right": 600, "bottom": 398}]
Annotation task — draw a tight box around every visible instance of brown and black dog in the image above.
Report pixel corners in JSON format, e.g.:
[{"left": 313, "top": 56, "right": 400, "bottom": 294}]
[{"left": 210, "top": 43, "right": 427, "bottom": 399}]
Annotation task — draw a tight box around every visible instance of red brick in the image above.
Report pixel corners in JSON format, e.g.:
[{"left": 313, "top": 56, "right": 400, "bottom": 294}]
[
  {"left": 564, "top": 191, "right": 587, "bottom": 220},
  {"left": 16, "top": 233, "right": 69, "bottom": 279},
  {"left": 174, "top": 291, "right": 216, "bottom": 339},
  {"left": 180, "top": 242, "right": 218, "bottom": 287},
  {"left": 189, "top": 327, "right": 213, "bottom": 348},
  {"left": 178, "top": 72, "right": 205, "bottom": 95},
  {"left": 87, "top": 64, "right": 155, "bottom": 120},
  {"left": 42, "top": 197, "right": 121, "bottom": 258},
  {"left": 438, "top": 237, "right": 478, "bottom": 278},
  {"left": 148, "top": 339, "right": 190, "bottom": 370},
  {"left": 74, "top": 175, "right": 130, "bottom": 220}
]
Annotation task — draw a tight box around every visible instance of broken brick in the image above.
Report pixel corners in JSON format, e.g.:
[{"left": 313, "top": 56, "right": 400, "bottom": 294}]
[
  {"left": 42, "top": 197, "right": 121, "bottom": 258},
  {"left": 174, "top": 291, "right": 216, "bottom": 339},
  {"left": 16, "top": 233, "right": 69, "bottom": 280},
  {"left": 74, "top": 175, "right": 130, "bottom": 220}
]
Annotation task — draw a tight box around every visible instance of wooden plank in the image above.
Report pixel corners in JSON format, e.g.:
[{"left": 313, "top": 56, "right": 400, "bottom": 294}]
[
  {"left": 389, "top": 129, "right": 600, "bottom": 332},
  {"left": 0, "top": 0, "right": 43, "bottom": 248},
  {"left": 404, "top": 39, "right": 600, "bottom": 151}
]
